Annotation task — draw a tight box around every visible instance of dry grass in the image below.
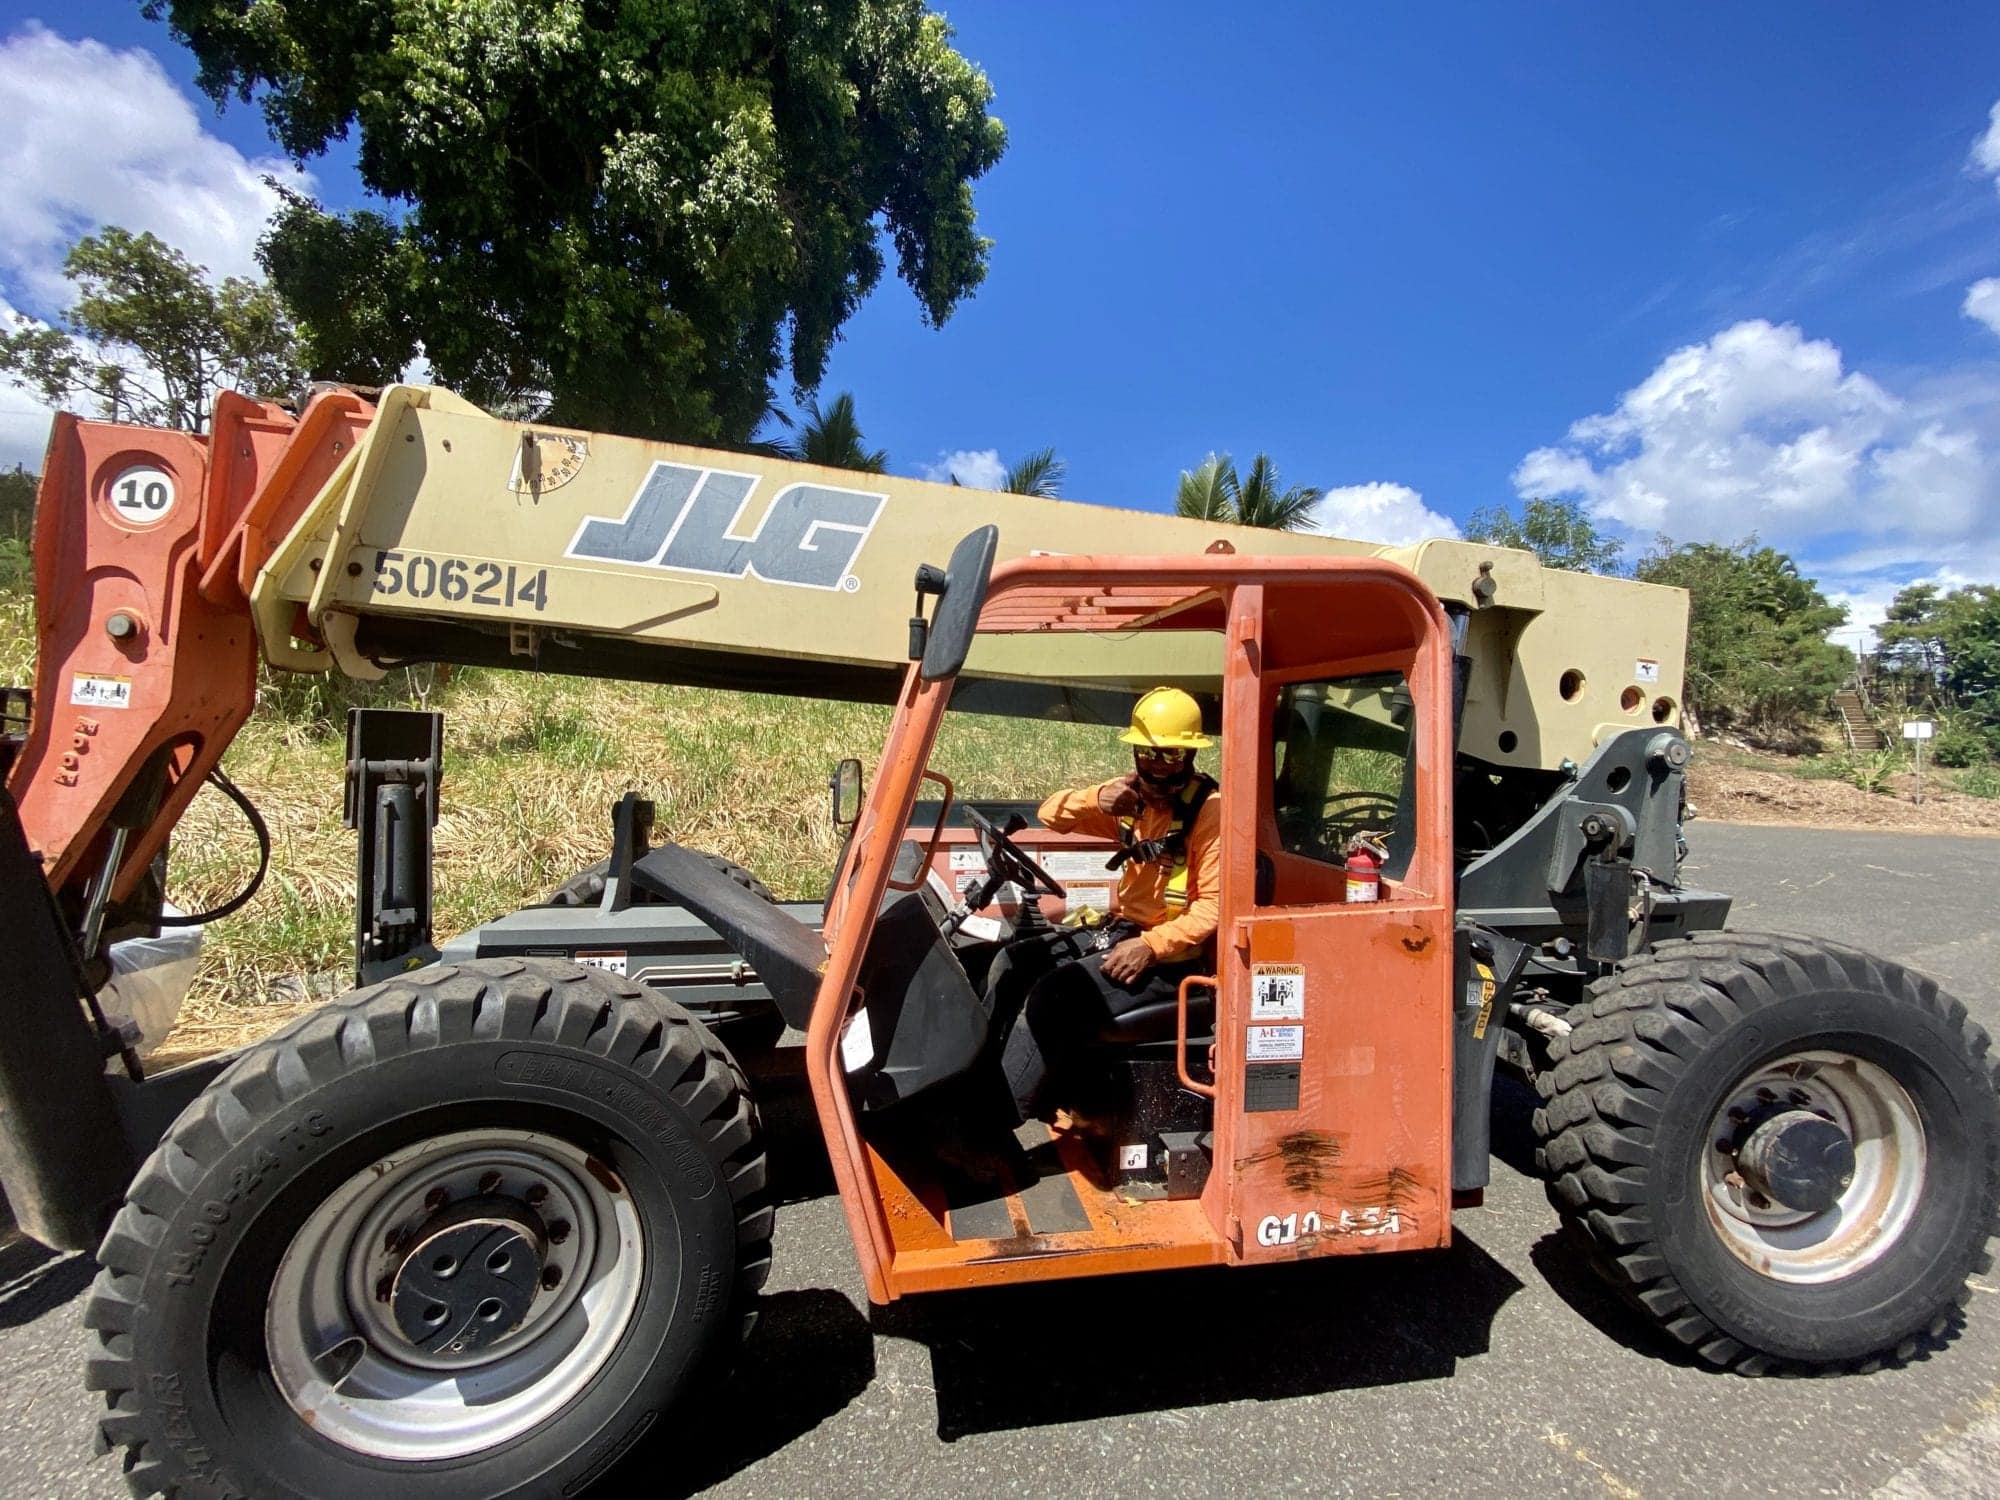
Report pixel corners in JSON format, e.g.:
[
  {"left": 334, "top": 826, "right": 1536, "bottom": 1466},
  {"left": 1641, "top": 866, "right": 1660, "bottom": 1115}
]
[
  {"left": 156, "top": 664, "right": 1129, "bottom": 1049},
  {"left": 2, "top": 550, "right": 1130, "bottom": 1057}
]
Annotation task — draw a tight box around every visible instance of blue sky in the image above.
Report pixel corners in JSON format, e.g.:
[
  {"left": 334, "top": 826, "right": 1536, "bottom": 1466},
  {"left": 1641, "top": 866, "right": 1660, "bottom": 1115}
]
[{"left": 3, "top": 2, "right": 1999, "bottom": 634}]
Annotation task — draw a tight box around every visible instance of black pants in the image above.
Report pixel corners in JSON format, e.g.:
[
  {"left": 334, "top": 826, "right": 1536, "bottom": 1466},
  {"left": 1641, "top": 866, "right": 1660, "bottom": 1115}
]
[{"left": 996, "top": 922, "right": 1212, "bottom": 1124}]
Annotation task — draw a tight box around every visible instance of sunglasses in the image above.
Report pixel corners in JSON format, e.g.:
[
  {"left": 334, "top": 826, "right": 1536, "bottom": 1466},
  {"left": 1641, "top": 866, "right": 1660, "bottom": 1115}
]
[{"left": 1134, "top": 747, "right": 1191, "bottom": 765}]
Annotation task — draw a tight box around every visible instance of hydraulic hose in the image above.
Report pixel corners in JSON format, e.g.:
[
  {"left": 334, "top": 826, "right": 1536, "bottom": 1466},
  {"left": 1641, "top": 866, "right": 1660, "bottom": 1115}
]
[{"left": 160, "top": 767, "right": 270, "bottom": 926}]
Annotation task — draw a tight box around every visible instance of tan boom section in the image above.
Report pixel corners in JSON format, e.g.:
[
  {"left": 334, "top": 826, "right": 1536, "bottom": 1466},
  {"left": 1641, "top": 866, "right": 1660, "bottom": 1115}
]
[{"left": 250, "top": 385, "right": 1687, "bottom": 772}]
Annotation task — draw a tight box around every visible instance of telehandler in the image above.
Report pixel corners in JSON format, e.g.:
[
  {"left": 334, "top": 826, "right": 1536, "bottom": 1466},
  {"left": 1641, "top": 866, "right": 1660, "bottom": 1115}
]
[{"left": 3, "top": 384, "right": 1994, "bottom": 1498}]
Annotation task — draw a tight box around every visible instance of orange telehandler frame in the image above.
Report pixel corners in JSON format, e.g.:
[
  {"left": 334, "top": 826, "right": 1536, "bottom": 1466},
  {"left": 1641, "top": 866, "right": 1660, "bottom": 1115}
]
[
  {"left": 810, "top": 547, "right": 1458, "bottom": 1297},
  {"left": 4, "top": 388, "right": 1995, "bottom": 1500}
]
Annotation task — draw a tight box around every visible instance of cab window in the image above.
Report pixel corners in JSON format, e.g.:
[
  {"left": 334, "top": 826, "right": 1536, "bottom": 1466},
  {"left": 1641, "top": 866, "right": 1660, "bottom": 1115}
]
[{"left": 1269, "top": 671, "right": 1417, "bottom": 875}]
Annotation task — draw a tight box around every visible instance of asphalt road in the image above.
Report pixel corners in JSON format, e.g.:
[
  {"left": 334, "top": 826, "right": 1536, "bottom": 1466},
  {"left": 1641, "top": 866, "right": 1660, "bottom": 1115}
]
[{"left": 4, "top": 822, "right": 1998, "bottom": 1499}]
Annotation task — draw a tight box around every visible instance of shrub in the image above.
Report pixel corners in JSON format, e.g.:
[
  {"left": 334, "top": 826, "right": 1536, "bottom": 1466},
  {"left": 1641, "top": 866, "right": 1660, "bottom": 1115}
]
[{"left": 1930, "top": 716, "right": 1999, "bottom": 768}]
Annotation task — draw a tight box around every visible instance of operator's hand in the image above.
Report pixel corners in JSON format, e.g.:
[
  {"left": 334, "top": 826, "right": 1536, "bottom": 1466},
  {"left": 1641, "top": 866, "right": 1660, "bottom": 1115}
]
[
  {"left": 1101, "top": 936, "right": 1156, "bottom": 985},
  {"left": 1097, "top": 774, "right": 1145, "bottom": 818}
]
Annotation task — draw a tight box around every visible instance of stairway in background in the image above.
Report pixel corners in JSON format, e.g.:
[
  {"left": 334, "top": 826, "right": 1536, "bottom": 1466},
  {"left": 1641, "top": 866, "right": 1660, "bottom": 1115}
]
[{"left": 1832, "top": 689, "right": 1884, "bottom": 750}]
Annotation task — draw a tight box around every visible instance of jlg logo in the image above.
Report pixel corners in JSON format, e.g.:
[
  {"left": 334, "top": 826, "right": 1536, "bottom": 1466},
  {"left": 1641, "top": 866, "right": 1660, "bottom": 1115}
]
[{"left": 565, "top": 461, "right": 885, "bottom": 592}]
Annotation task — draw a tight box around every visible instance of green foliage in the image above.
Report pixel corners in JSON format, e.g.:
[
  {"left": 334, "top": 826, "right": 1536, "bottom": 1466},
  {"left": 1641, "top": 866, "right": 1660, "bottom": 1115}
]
[
  {"left": 1002, "top": 448, "right": 1065, "bottom": 498},
  {"left": 0, "top": 466, "right": 34, "bottom": 545},
  {"left": 1959, "top": 764, "right": 2000, "bottom": 799},
  {"left": 1175, "top": 453, "right": 1321, "bottom": 532},
  {"left": 257, "top": 190, "right": 420, "bottom": 387},
  {"left": 153, "top": 0, "right": 1006, "bottom": 443},
  {"left": 1636, "top": 538, "right": 1852, "bottom": 742},
  {"left": 1840, "top": 751, "right": 1897, "bottom": 795},
  {"left": 1875, "top": 583, "right": 2000, "bottom": 761},
  {"left": 1804, "top": 750, "right": 1897, "bottom": 793},
  {"left": 778, "top": 392, "right": 887, "bottom": 472},
  {"left": 1930, "top": 716, "right": 1998, "bottom": 768},
  {"left": 1464, "top": 496, "right": 1626, "bottom": 574},
  {"left": 0, "top": 229, "right": 302, "bottom": 431}
]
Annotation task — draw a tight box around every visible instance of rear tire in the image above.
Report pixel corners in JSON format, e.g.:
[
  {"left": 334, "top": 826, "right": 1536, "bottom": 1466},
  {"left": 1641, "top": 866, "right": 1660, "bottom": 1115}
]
[
  {"left": 1533, "top": 932, "right": 2000, "bottom": 1372},
  {"left": 84, "top": 959, "right": 771, "bottom": 1499}
]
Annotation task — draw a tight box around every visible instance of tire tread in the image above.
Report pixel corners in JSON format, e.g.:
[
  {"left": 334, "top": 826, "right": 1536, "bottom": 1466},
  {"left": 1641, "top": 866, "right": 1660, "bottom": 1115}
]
[
  {"left": 1533, "top": 932, "right": 2000, "bottom": 1374},
  {"left": 83, "top": 958, "right": 771, "bottom": 1499}
]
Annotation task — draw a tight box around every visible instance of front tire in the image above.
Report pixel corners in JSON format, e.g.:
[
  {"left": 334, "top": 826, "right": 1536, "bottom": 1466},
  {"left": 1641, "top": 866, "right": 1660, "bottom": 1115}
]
[
  {"left": 84, "top": 959, "right": 771, "bottom": 1499},
  {"left": 1533, "top": 932, "right": 2000, "bottom": 1372}
]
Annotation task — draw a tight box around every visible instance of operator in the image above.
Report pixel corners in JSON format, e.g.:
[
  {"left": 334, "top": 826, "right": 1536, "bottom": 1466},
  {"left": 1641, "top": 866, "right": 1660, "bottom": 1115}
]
[{"left": 999, "top": 686, "right": 1222, "bottom": 1124}]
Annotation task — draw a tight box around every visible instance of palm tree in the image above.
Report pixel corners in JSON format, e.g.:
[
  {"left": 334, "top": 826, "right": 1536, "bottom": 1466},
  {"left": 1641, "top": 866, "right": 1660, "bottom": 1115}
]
[
  {"left": 1232, "top": 454, "right": 1320, "bottom": 530},
  {"left": 1175, "top": 454, "right": 1234, "bottom": 521},
  {"left": 1002, "top": 447, "right": 1065, "bottom": 498},
  {"left": 779, "top": 392, "right": 888, "bottom": 473},
  {"left": 1174, "top": 452, "right": 1321, "bottom": 531}
]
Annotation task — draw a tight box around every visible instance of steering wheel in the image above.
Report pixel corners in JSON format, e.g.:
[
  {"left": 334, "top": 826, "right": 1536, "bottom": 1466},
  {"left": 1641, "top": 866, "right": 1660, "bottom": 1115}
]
[
  {"left": 963, "top": 806, "right": 1066, "bottom": 901},
  {"left": 1319, "top": 790, "right": 1400, "bottom": 846}
]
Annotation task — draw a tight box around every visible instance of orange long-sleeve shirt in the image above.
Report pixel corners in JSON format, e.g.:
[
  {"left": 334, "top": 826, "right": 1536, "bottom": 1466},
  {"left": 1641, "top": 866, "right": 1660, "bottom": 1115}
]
[{"left": 1035, "top": 780, "right": 1223, "bottom": 962}]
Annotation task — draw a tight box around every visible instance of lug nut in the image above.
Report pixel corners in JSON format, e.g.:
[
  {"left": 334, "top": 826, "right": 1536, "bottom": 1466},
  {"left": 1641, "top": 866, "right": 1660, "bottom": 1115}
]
[
  {"left": 375, "top": 1275, "right": 393, "bottom": 1303},
  {"left": 548, "top": 1220, "right": 571, "bottom": 1246},
  {"left": 1787, "top": 1089, "right": 1810, "bottom": 1106},
  {"left": 1755, "top": 1088, "right": 1775, "bottom": 1103},
  {"left": 1714, "top": 1138, "right": 1735, "bottom": 1153},
  {"left": 477, "top": 1171, "right": 503, "bottom": 1195},
  {"left": 524, "top": 1184, "right": 549, "bottom": 1206},
  {"left": 541, "top": 1265, "right": 562, "bottom": 1290},
  {"left": 425, "top": 1187, "right": 450, "bottom": 1212}
]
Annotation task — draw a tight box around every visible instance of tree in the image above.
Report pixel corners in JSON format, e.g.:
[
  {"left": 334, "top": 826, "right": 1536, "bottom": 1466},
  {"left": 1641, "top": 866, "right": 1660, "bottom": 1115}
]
[
  {"left": 151, "top": 0, "right": 1006, "bottom": 443},
  {"left": 1002, "top": 448, "right": 1065, "bottom": 498},
  {"left": 779, "top": 393, "right": 887, "bottom": 473},
  {"left": 256, "top": 190, "right": 420, "bottom": 388},
  {"left": 1464, "top": 496, "right": 1626, "bottom": 574},
  {"left": 0, "top": 228, "right": 302, "bottom": 432},
  {"left": 0, "top": 467, "right": 34, "bottom": 540},
  {"left": 1174, "top": 453, "right": 1321, "bottom": 532},
  {"left": 1635, "top": 538, "right": 1852, "bottom": 743},
  {"left": 1875, "top": 582, "right": 2000, "bottom": 762}
]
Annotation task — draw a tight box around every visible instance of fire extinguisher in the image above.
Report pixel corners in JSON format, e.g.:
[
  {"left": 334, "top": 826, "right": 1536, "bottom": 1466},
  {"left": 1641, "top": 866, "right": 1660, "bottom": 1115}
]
[{"left": 1345, "top": 834, "right": 1389, "bottom": 903}]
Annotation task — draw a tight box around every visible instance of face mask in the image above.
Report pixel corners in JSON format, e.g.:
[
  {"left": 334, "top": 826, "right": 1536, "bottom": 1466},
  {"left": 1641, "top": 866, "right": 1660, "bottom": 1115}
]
[{"left": 1135, "top": 752, "right": 1193, "bottom": 794}]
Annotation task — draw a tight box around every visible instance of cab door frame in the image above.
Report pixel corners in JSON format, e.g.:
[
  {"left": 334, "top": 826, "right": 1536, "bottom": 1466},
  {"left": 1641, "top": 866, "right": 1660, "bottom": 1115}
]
[{"left": 1205, "top": 574, "right": 1458, "bottom": 1262}]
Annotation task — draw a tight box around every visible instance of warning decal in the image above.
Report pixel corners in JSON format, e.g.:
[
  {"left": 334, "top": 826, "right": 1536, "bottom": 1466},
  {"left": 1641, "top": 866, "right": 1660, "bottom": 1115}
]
[
  {"left": 71, "top": 675, "right": 132, "bottom": 709},
  {"left": 572, "top": 949, "right": 628, "bottom": 976},
  {"left": 1251, "top": 963, "right": 1305, "bottom": 1022}
]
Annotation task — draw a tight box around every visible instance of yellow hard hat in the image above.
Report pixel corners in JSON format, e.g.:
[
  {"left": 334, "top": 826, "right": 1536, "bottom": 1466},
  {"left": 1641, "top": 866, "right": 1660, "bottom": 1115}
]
[{"left": 1119, "top": 686, "right": 1212, "bottom": 749}]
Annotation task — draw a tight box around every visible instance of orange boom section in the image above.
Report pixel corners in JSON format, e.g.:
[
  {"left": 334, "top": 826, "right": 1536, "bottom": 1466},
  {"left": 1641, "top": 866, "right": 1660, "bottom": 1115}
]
[{"left": 10, "top": 390, "right": 371, "bottom": 910}]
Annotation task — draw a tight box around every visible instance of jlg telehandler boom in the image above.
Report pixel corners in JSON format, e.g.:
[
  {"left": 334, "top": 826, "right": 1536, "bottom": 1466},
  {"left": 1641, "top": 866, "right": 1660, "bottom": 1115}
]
[{"left": 3, "top": 386, "right": 1995, "bottom": 1500}]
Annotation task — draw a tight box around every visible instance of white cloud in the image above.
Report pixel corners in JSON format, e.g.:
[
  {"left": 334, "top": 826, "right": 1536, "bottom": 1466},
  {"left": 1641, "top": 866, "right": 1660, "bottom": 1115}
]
[
  {"left": 0, "top": 296, "right": 62, "bottom": 469},
  {"left": 1965, "top": 277, "right": 2000, "bottom": 337},
  {"left": 921, "top": 448, "right": 1007, "bottom": 490},
  {"left": 1972, "top": 101, "right": 2000, "bottom": 193},
  {"left": 1513, "top": 319, "right": 2000, "bottom": 581},
  {"left": 0, "top": 389, "right": 56, "bottom": 472},
  {"left": 0, "top": 24, "right": 310, "bottom": 312},
  {"left": 1309, "top": 481, "right": 1460, "bottom": 546}
]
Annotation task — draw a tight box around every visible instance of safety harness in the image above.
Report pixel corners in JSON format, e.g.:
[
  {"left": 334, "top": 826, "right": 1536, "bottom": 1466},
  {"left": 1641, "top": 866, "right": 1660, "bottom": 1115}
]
[{"left": 1104, "top": 773, "right": 1218, "bottom": 874}]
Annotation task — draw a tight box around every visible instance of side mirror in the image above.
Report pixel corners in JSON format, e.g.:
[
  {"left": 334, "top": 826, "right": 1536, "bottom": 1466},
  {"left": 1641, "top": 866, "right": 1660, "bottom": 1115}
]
[
  {"left": 918, "top": 525, "right": 1000, "bottom": 682},
  {"left": 830, "top": 758, "right": 863, "bottom": 831}
]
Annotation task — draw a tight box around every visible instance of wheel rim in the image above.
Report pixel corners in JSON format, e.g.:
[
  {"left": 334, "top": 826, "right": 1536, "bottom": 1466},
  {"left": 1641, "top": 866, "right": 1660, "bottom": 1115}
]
[
  {"left": 1700, "top": 1050, "right": 1926, "bottom": 1285},
  {"left": 265, "top": 1128, "right": 646, "bottom": 1460}
]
